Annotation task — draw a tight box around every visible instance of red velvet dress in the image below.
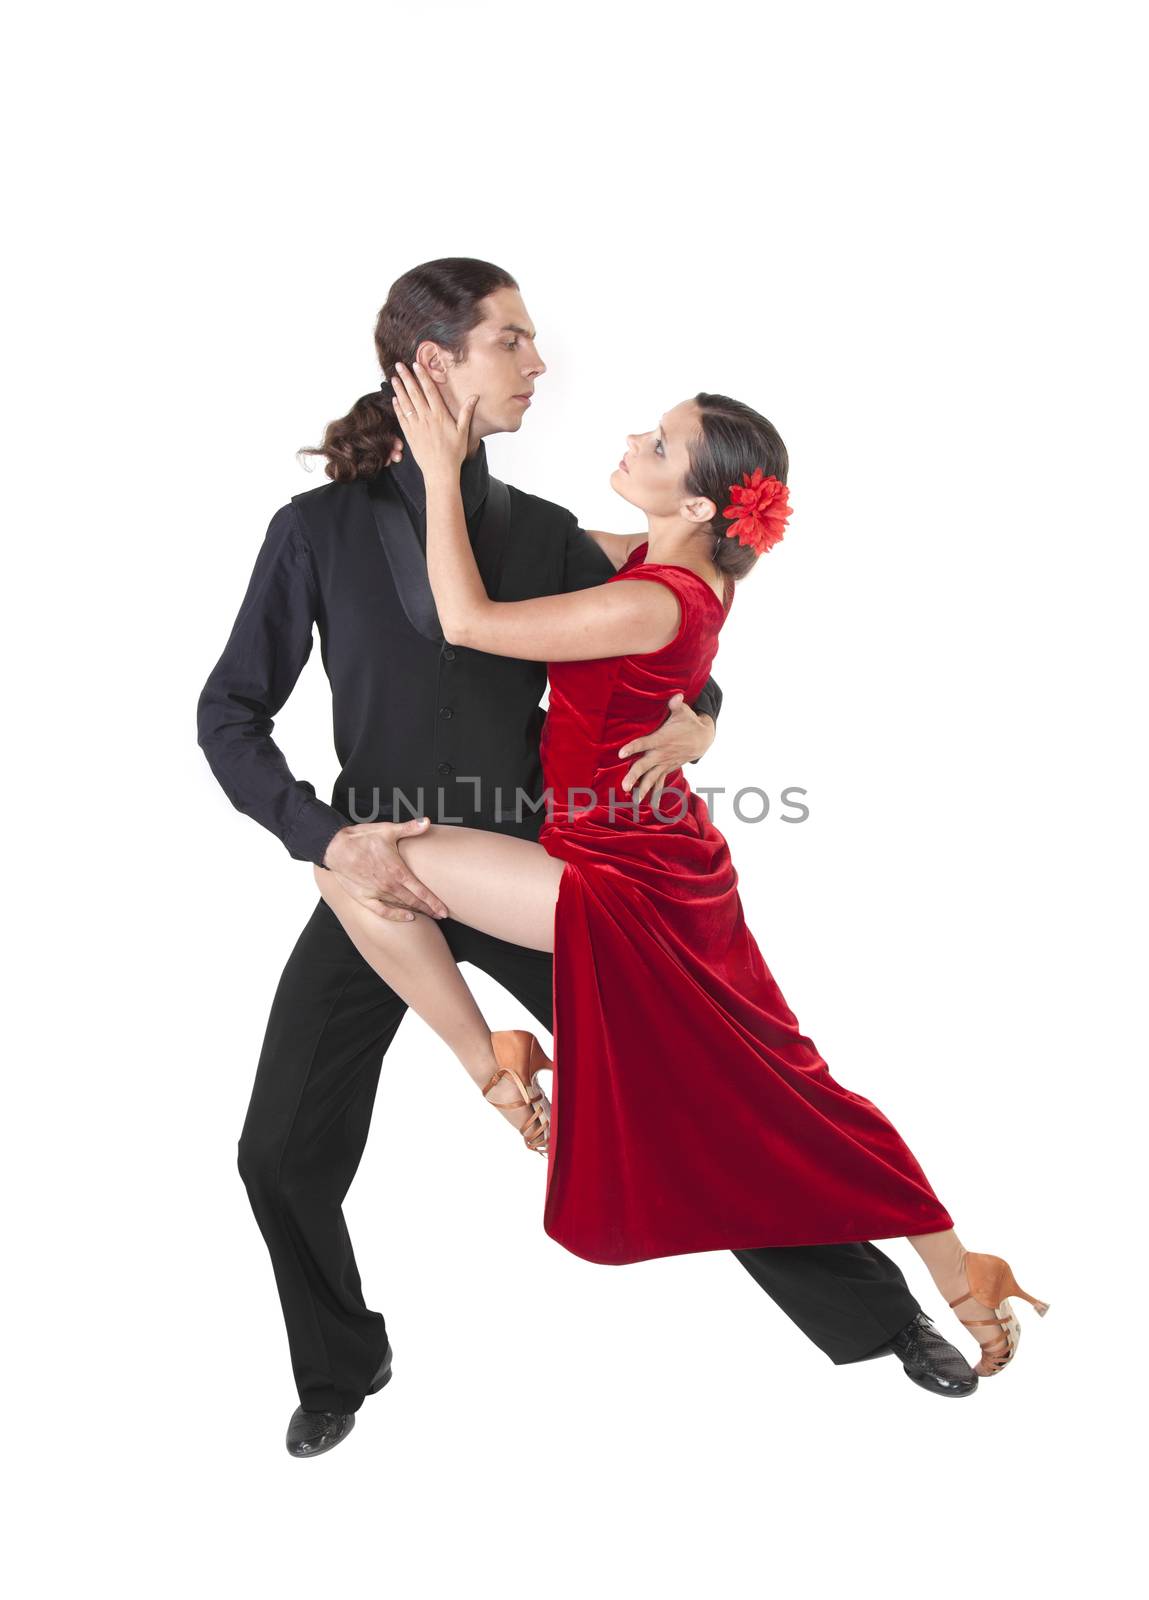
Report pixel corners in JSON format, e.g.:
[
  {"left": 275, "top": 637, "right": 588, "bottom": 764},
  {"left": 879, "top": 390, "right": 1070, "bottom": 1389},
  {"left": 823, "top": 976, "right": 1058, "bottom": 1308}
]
[{"left": 537, "top": 543, "right": 953, "bottom": 1265}]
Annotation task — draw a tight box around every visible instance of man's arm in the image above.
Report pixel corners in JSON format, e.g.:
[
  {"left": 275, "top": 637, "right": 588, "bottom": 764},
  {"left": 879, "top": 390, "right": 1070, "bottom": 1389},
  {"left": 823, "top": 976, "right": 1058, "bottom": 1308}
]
[
  {"left": 558, "top": 517, "right": 619, "bottom": 592},
  {"left": 195, "top": 503, "right": 349, "bottom": 866},
  {"left": 559, "top": 517, "right": 722, "bottom": 763},
  {"left": 581, "top": 528, "right": 647, "bottom": 571},
  {"left": 690, "top": 673, "right": 723, "bottom": 751}
]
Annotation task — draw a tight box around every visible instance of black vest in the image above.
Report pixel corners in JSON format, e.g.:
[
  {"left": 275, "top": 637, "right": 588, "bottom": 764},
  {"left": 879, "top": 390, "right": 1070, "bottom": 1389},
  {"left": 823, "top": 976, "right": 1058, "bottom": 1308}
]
[{"left": 290, "top": 468, "right": 611, "bottom": 840}]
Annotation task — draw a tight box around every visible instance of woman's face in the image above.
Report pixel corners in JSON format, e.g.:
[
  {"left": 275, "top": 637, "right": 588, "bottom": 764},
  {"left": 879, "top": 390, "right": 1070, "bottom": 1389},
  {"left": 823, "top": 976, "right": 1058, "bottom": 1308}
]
[{"left": 610, "top": 399, "right": 707, "bottom": 520}]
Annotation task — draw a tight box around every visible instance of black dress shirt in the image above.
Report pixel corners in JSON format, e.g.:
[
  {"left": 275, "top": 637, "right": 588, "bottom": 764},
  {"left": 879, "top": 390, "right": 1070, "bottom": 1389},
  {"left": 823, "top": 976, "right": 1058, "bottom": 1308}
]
[{"left": 196, "top": 442, "right": 723, "bottom": 867}]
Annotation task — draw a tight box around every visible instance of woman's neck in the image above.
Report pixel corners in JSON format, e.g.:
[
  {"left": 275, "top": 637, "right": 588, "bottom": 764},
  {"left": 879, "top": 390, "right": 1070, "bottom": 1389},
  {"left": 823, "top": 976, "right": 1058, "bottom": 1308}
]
[
  {"left": 644, "top": 525, "right": 717, "bottom": 576},
  {"left": 642, "top": 525, "right": 726, "bottom": 607}
]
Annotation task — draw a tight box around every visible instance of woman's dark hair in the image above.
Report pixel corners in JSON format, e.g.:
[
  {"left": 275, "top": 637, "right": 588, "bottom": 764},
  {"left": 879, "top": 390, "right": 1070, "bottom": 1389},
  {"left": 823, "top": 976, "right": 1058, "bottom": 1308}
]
[
  {"left": 299, "top": 257, "right": 518, "bottom": 482},
  {"left": 685, "top": 393, "right": 790, "bottom": 602}
]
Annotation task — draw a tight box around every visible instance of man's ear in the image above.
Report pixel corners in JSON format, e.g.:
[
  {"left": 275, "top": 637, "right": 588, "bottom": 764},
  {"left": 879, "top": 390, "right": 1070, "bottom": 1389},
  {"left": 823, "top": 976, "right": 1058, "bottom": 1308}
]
[
  {"left": 413, "top": 339, "right": 453, "bottom": 386},
  {"left": 681, "top": 495, "right": 717, "bottom": 526}
]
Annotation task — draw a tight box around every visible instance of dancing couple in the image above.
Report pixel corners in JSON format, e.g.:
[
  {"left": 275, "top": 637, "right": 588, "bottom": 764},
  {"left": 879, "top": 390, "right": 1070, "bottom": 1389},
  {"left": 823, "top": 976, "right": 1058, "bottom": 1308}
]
[{"left": 197, "top": 258, "right": 1047, "bottom": 1459}]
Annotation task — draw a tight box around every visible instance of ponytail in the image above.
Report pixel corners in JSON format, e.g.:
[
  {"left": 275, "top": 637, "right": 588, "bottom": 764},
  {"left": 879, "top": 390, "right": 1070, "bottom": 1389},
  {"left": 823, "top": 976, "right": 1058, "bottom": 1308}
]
[{"left": 298, "top": 386, "right": 399, "bottom": 485}]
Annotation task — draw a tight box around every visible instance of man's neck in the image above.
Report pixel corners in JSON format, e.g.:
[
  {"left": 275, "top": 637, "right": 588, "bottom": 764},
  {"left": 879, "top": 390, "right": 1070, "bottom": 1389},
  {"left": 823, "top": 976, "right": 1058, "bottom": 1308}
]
[
  {"left": 466, "top": 424, "right": 499, "bottom": 460},
  {"left": 391, "top": 432, "right": 490, "bottom": 520}
]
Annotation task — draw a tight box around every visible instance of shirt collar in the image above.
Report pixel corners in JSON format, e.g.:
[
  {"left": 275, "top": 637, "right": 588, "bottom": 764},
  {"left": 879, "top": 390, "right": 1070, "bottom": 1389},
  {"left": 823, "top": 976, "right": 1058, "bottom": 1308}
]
[{"left": 389, "top": 437, "right": 491, "bottom": 520}]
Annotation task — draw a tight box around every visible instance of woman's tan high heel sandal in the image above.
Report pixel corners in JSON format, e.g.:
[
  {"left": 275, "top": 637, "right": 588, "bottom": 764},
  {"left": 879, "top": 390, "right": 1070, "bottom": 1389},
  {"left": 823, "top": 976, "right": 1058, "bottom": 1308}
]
[
  {"left": 482, "top": 1030, "right": 554, "bottom": 1156},
  {"left": 948, "top": 1252, "right": 1050, "bottom": 1377}
]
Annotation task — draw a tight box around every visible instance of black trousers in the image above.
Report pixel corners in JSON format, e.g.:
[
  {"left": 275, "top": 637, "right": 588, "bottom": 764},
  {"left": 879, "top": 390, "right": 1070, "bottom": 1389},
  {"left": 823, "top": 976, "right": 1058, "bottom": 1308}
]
[{"left": 238, "top": 897, "right": 921, "bottom": 1413}]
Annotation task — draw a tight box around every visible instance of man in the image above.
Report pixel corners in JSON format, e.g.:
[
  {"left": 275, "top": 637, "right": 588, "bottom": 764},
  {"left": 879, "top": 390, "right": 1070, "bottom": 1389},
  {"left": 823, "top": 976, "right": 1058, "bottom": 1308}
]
[{"left": 197, "top": 258, "right": 976, "bottom": 1458}]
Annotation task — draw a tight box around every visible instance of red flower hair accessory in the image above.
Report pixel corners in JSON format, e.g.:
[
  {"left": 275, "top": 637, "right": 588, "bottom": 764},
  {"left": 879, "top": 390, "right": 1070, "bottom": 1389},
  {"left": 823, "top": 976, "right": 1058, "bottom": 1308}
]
[{"left": 721, "top": 468, "right": 792, "bottom": 554}]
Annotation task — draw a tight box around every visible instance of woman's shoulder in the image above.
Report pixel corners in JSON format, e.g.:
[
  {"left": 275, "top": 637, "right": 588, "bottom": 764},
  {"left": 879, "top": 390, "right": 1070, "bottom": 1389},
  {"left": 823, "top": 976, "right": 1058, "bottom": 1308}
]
[
  {"left": 618, "top": 550, "right": 729, "bottom": 619},
  {"left": 620, "top": 539, "right": 649, "bottom": 571}
]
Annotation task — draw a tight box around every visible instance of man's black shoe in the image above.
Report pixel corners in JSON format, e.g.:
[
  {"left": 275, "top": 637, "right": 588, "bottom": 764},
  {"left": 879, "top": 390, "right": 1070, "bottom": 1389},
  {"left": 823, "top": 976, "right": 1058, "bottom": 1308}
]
[
  {"left": 886, "top": 1311, "right": 978, "bottom": 1397},
  {"left": 285, "top": 1405, "right": 356, "bottom": 1458},
  {"left": 284, "top": 1341, "right": 394, "bottom": 1458}
]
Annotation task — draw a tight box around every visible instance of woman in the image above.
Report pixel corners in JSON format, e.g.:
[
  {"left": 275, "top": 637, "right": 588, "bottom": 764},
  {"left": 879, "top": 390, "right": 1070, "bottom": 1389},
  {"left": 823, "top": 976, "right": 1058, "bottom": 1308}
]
[{"left": 315, "top": 359, "right": 1049, "bottom": 1379}]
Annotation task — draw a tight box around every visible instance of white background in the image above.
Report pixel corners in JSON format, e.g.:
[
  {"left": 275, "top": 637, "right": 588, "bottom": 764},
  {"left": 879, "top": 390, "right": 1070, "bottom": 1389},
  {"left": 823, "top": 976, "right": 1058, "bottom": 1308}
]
[{"left": 4, "top": 2, "right": 1144, "bottom": 1595}]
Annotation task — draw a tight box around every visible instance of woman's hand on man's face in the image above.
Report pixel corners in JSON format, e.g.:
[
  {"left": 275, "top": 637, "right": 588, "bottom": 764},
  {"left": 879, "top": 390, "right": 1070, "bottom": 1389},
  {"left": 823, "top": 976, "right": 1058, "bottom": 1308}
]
[{"left": 389, "top": 361, "right": 478, "bottom": 480}]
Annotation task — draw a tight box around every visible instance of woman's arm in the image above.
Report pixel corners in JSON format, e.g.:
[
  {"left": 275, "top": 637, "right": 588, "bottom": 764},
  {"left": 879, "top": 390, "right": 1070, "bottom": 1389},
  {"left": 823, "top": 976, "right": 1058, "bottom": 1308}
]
[
  {"left": 424, "top": 476, "right": 680, "bottom": 661},
  {"left": 389, "top": 359, "right": 681, "bottom": 662}
]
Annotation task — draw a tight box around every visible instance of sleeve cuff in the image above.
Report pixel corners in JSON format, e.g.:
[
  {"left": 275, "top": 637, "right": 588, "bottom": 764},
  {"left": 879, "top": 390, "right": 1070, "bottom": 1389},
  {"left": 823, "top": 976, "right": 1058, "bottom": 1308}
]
[
  {"left": 687, "top": 698, "right": 717, "bottom": 764},
  {"left": 286, "top": 798, "right": 350, "bottom": 868}
]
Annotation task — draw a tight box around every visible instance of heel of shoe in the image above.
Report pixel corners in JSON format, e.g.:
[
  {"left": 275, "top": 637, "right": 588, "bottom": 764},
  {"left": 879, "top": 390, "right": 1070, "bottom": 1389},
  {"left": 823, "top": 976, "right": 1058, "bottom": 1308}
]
[
  {"left": 367, "top": 1359, "right": 393, "bottom": 1395},
  {"left": 527, "top": 1036, "right": 554, "bottom": 1110},
  {"left": 527, "top": 1035, "right": 552, "bottom": 1073},
  {"left": 486, "top": 1030, "right": 552, "bottom": 1155},
  {"left": 948, "top": 1252, "right": 1049, "bottom": 1377},
  {"left": 492, "top": 1029, "right": 553, "bottom": 1104},
  {"left": 965, "top": 1252, "right": 1050, "bottom": 1318}
]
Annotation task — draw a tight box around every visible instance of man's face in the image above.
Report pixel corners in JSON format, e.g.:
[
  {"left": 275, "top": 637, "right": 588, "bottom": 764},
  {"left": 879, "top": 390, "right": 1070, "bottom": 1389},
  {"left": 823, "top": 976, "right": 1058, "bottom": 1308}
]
[{"left": 418, "top": 286, "right": 546, "bottom": 439}]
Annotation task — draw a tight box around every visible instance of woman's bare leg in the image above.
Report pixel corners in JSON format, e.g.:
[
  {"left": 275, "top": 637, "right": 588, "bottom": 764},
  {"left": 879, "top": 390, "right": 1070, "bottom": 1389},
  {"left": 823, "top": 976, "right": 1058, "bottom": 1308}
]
[
  {"left": 906, "top": 1228, "right": 969, "bottom": 1306},
  {"left": 312, "top": 821, "right": 565, "bottom": 1136}
]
